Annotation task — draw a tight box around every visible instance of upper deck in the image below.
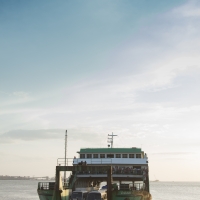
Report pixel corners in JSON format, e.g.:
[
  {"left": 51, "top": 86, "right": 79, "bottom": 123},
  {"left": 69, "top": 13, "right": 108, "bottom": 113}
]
[{"left": 73, "top": 147, "right": 148, "bottom": 166}]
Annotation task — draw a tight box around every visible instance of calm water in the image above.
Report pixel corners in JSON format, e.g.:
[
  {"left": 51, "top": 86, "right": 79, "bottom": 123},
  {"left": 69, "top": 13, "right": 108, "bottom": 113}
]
[{"left": 0, "top": 180, "right": 200, "bottom": 200}]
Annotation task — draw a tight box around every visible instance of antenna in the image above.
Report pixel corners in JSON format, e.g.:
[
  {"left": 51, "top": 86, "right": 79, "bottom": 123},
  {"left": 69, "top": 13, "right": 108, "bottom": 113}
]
[
  {"left": 64, "top": 130, "right": 67, "bottom": 184},
  {"left": 107, "top": 132, "right": 117, "bottom": 148}
]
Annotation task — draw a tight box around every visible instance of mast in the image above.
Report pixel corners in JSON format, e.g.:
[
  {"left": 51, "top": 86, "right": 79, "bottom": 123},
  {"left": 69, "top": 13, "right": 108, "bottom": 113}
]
[
  {"left": 64, "top": 130, "right": 67, "bottom": 184},
  {"left": 108, "top": 132, "right": 117, "bottom": 148}
]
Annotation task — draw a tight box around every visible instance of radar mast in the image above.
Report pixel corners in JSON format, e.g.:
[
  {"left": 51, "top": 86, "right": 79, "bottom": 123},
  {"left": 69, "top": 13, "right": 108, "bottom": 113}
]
[{"left": 108, "top": 132, "right": 117, "bottom": 148}]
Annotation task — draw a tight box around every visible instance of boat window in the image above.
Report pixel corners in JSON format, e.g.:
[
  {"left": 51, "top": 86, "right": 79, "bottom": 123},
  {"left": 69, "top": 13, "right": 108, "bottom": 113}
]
[
  {"left": 80, "top": 154, "right": 85, "bottom": 158},
  {"left": 134, "top": 181, "right": 144, "bottom": 190},
  {"left": 100, "top": 154, "right": 105, "bottom": 158},
  {"left": 87, "top": 154, "right": 92, "bottom": 158},
  {"left": 129, "top": 154, "right": 135, "bottom": 158},
  {"left": 93, "top": 154, "right": 98, "bottom": 158},
  {"left": 72, "top": 192, "right": 82, "bottom": 198},
  {"left": 136, "top": 154, "right": 141, "bottom": 158},
  {"left": 87, "top": 193, "right": 101, "bottom": 200},
  {"left": 122, "top": 154, "right": 128, "bottom": 158},
  {"left": 107, "top": 154, "right": 114, "bottom": 158},
  {"left": 116, "top": 154, "right": 121, "bottom": 158},
  {"left": 83, "top": 192, "right": 88, "bottom": 198}
]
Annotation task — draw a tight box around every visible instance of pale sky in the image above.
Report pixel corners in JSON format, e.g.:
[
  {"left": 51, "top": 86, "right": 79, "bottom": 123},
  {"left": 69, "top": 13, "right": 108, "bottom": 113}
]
[{"left": 1, "top": 0, "right": 200, "bottom": 181}]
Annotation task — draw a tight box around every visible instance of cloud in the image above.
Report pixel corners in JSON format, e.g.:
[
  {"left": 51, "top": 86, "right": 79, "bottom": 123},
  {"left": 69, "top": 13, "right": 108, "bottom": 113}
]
[
  {"left": 0, "top": 128, "right": 106, "bottom": 144},
  {"left": 0, "top": 129, "right": 63, "bottom": 142},
  {"left": 150, "top": 152, "right": 193, "bottom": 156},
  {"left": 0, "top": 90, "right": 35, "bottom": 107},
  {"left": 172, "top": 0, "right": 200, "bottom": 17},
  {"left": 13, "top": 91, "right": 29, "bottom": 98},
  {"left": 1, "top": 1, "right": 200, "bottom": 148},
  {"left": 55, "top": 2, "right": 200, "bottom": 117}
]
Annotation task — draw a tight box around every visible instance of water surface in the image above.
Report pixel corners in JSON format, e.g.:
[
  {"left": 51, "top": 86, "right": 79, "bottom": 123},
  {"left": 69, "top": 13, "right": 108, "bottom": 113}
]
[{"left": 0, "top": 180, "right": 200, "bottom": 200}]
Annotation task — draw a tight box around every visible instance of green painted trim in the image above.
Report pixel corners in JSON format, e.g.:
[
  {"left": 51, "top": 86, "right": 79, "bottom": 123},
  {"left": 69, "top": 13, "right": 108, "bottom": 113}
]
[{"left": 78, "top": 148, "right": 143, "bottom": 154}]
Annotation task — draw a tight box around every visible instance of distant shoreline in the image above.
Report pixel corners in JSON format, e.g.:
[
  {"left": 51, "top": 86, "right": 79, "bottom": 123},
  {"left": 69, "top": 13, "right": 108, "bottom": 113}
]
[{"left": 0, "top": 176, "right": 54, "bottom": 181}]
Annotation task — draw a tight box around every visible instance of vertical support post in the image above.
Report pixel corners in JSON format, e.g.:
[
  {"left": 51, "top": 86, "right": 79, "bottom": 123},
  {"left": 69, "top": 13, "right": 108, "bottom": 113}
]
[
  {"left": 107, "top": 166, "right": 112, "bottom": 200},
  {"left": 146, "top": 166, "right": 150, "bottom": 192},
  {"left": 110, "top": 133, "right": 112, "bottom": 148},
  {"left": 64, "top": 130, "right": 67, "bottom": 184},
  {"left": 52, "top": 166, "right": 61, "bottom": 200}
]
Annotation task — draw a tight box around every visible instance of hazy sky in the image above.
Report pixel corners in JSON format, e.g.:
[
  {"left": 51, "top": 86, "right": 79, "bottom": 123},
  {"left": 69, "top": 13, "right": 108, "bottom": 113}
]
[{"left": 1, "top": 0, "right": 200, "bottom": 181}]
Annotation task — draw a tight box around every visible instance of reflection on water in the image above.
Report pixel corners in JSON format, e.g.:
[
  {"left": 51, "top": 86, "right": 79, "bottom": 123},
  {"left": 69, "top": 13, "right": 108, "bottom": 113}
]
[
  {"left": 0, "top": 180, "right": 38, "bottom": 200},
  {"left": 150, "top": 181, "right": 200, "bottom": 200},
  {"left": 0, "top": 180, "right": 200, "bottom": 200}
]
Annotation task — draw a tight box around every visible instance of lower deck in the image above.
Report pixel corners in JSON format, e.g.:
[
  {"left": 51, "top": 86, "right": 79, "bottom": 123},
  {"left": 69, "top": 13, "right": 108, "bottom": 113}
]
[{"left": 38, "top": 165, "right": 151, "bottom": 200}]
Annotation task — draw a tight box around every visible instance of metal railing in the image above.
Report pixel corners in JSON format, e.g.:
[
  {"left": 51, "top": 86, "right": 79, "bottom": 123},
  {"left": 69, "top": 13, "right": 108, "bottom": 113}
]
[
  {"left": 57, "top": 158, "right": 146, "bottom": 176},
  {"left": 134, "top": 182, "right": 145, "bottom": 190},
  {"left": 57, "top": 158, "right": 113, "bottom": 166},
  {"left": 76, "top": 170, "right": 143, "bottom": 175},
  {"left": 112, "top": 168, "right": 143, "bottom": 175},
  {"left": 57, "top": 158, "right": 74, "bottom": 166},
  {"left": 119, "top": 183, "right": 145, "bottom": 191},
  {"left": 38, "top": 182, "right": 55, "bottom": 190},
  {"left": 74, "top": 158, "right": 113, "bottom": 165}
]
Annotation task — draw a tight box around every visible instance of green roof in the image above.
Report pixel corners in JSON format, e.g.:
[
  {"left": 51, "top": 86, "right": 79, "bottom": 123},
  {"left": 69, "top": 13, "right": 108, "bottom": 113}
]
[{"left": 78, "top": 148, "right": 143, "bottom": 154}]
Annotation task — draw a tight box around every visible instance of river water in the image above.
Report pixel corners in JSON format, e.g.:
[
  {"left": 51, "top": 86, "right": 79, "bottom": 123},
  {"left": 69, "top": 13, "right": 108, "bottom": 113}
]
[{"left": 0, "top": 180, "right": 200, "bottom": 200}]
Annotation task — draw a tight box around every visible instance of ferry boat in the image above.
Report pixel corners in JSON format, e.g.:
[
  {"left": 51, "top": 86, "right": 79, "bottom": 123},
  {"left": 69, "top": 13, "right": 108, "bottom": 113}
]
[{"left": 37, "top": 132, "right": 152, "bottom": 200}]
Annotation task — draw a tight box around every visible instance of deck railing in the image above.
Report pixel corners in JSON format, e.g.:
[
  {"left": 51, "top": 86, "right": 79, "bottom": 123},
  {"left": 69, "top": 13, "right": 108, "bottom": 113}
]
[
  {"left": 57, "top": 157, "right": 147, "bottom": 166},
  {"left": 57, "top": 158, "right": 113, "bottom": 166},
  {"left": 76, "top": 170, "right": 143, "bottom": 175},
  {"left": 57, "top": 158, "right": 74, "bottom": 166},
  {"left": 38, "top": 182, "right": 55, "bottom": 190}
]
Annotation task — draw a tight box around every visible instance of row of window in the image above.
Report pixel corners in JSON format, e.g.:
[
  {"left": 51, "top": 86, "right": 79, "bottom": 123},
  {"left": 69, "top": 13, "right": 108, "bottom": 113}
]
[{"left": 79, "top": 153, "right": 142, "bottom": 159}]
